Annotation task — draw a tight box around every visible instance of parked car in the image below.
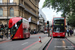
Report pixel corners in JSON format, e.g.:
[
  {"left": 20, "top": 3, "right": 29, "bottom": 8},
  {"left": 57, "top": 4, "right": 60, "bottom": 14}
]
[{"left": 44, "top": 30, "right": 48, "bottom": 34}]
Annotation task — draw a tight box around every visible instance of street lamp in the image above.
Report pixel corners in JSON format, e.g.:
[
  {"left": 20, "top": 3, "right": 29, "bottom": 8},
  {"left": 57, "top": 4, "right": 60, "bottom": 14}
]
[
  {"left": 7, "top": 0, "right": 8, "bottom": 38},
  {"left": 47, "top": 21, "right": 50, "bottom": 37}
]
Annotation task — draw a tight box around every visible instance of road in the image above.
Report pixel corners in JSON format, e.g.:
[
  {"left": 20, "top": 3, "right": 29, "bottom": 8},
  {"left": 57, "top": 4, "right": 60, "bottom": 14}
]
[
  {"left": 0, "top": 33, "right": 48, "bottom": 50},
  {"left": 45, "top": 37, "right": 75, "bottom": 50}
]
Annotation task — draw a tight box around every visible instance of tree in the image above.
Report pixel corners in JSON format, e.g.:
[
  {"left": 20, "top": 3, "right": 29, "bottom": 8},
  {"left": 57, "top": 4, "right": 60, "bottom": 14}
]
[
  {"left": 42, "top": 0, "right": 75, "bottom": 26},
  {"left": 67, "top": 13, "right": 75, "bottom": 26}
]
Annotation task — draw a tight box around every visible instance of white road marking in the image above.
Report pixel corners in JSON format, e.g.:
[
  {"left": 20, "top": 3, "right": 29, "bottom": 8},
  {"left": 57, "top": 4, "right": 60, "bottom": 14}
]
[
  {"left": 54, "top": 39, "right": 65, "bottom": 40},
  {"left": 54, "top": 46, "right": 74, "bottom": 49},
  {"left": 22, "top": 42, "right": 28, "bottom": 45}
]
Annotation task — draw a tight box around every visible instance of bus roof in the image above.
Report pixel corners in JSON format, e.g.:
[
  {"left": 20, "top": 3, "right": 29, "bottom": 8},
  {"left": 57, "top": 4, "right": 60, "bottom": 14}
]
[
  {"left": 53, "top": 17, "right": 64, "bottom": 18},
  {"left": 9, "top": 17, "right": 22, "bottom": 28}
]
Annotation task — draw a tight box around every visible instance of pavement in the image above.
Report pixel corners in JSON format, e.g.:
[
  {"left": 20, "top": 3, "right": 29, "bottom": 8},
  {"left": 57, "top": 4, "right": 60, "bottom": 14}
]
[
  {"left": 0, "top": 37, "right": 10, "bottom": 42},
  {"left": 0, "top": 33, "right": 75, "bottom": 50},
  {"left": 66, "top": 34, "right": 75, "bottom": 45},
  {"left": 0, "top": 33, "right": 44, "bottom": 42},
  {"left": 25, "top": 33, "right": 75, "bottom": 50},
  {"left": 25, "top": 37, "right": 51, "bottom": 50}
]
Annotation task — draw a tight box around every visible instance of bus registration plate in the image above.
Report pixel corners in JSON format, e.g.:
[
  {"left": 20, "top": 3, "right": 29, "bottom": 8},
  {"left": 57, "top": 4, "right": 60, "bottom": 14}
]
[{"left": 58, "top": 35, "right": 60, "bottom": 37}]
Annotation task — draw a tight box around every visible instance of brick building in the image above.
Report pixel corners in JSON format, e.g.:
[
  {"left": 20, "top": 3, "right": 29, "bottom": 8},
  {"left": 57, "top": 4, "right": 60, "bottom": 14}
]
[{"left": 0, "top": 0, "right": 40, "bottom": 30}]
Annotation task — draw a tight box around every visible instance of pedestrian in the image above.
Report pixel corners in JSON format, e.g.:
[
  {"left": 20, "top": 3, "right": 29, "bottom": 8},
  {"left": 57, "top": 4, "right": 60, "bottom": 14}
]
[
  {"left": 0, "top": 26, "right": 3, "bottom": 39},
  {"left": 30, "top": 30, "right": 33, "bottom": 34},
  {"left": 34, "top": 29, "right": 36, "bottom": 34},
  {"left": 69, "top": 29, "right": 73, "bottom": 36},
  {"left": 66, "top": 29, "right": 69, "bottom": 36},
  {"left": 29, "top": 27, "right": 31, "bottom": 32},
  {"left": 34, "top": 30, "right": 35, "bottom": 34},
  {"left": 4, "top": 24, "right": 8, "bottom": 38}
]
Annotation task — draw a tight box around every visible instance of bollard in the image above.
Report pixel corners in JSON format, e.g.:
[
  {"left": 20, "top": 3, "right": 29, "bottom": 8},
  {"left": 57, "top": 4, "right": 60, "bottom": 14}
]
[{"left": 39, "top": 36, "right": 42, "bottom": 43}]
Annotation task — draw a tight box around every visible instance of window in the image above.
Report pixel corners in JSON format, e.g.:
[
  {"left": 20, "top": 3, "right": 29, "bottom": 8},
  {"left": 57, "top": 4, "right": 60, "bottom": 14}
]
[
  {"left": 23, "top": 28, "right": 28, "bottom": 33},
  {"left": 10, "top": 0, "right": 13, "bottom": 3},
  {"left": 0, "top": 8, "right": 3, "bottom": 16},
  {"left": 10, "top": 19, "right": 22, "bottom": 36},
  {"left": 10, "top": 8, "right": 14, "bottom": 16},
  {"left": 0, "top": 0, "right": 2, "bottom": 3},
  {"left": 53, "top": 26, "right": 64, "bottom": 32}
]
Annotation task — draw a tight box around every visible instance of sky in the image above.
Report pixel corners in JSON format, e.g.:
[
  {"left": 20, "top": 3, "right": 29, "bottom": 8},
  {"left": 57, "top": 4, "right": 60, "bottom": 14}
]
[{"left": 39, "top": 0, "right": 62, "bottom": 22}]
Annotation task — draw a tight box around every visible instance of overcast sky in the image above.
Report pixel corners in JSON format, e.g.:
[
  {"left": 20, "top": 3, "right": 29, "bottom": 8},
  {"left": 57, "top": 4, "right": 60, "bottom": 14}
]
[{"left": 39, "top": 0, "right": 62, "bottom": 22}]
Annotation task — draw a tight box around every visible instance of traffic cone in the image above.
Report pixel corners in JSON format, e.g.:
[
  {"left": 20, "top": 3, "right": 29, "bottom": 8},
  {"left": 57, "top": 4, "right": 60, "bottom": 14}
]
[{"left": 39, "top": 36, "right": 42, "bottom": 43}]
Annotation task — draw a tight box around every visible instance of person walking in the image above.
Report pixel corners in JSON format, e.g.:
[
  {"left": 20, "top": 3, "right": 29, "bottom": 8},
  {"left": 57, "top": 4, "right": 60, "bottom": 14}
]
[
  {"left": 0, "top": 26, "right": 3, "bottom": 39},
  {"left": 4, "top": 24, "right": 8, "bottom": 38},
  {"left": 69, "top": 29, "right": 73, "bottom": 36},
  {"left": 34, "top": 30, "right": 36, "bottom": 34},
  {"left": 66, "top": 29, "right": 69, "bottom": 36}
]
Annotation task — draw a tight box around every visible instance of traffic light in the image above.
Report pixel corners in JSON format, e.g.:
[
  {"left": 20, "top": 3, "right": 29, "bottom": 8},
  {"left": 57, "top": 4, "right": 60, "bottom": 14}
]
[
  {"left": 47, "top": 21, "right": 49, "bottom": 24},
  {"left": 47, "top": 21, "right": 50, "bottom": 37},
  {"left": 67, "top": 22, "right": 70, "bottom": 25}
]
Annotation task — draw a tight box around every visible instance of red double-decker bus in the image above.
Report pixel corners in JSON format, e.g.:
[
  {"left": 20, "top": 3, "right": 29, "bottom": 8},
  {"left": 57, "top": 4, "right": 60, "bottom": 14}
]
[
  {"left": 9, "top": 17, "right": 30, "bottom": 39},
  {"left": 52, "top": 17, "right": 66, "bottom": 37}
]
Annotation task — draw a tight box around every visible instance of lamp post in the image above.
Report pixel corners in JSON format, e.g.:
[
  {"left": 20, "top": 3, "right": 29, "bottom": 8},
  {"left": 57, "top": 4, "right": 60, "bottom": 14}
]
[
  {"left": 7, "top": 0, "right": 8, "bottom": 38},
  {"left": 47, "top": 21, "right": 50, "bottom": 37}
]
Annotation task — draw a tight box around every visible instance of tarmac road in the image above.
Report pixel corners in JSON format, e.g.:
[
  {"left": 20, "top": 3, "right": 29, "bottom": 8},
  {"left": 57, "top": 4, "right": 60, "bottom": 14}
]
[
  {"left": 45, "top": 37, "right": 75, "bottom": 50},
  {"left": 0, "top": 33, "right": 47, "bottom": 50}
]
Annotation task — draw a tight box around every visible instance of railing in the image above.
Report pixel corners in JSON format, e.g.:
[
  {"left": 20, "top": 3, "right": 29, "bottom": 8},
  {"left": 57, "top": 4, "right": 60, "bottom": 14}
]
[
  {"left": 20, "top": 4, "right": 38, "bottom": 18},
  {"left": 0, "top": 2, "right": 17, "bottom": 5},
  {"left": 0, "top": 17, "right": 15, "bottom": 19},
  {"left": 39, "top": 23, "right": 43, "bottom": 25},
  {"left": 31, "top": 20, "right": 37, "bottom": 24}
]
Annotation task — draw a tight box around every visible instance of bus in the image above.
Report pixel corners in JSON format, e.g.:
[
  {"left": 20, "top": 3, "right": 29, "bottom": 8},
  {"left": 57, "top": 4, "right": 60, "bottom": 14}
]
[
  {"left": 9, "top": 17, "right": 30, "bottom": 39},
  {"left": 52, "top": 17, "right": 66, "bottom": 37}
]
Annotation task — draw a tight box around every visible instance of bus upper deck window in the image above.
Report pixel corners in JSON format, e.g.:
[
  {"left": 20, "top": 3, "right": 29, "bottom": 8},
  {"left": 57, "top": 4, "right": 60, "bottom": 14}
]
[
  {"left": 15, "top": 23, "right": 17, "bottom": 27},
  {"left": 10, "top": 23, "right": 12, "bottom": 26}
]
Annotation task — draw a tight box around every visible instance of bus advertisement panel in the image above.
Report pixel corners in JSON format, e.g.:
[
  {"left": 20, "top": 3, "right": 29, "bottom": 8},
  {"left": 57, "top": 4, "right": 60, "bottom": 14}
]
[
  {"left": 9, "top": 17, "right": 30, "bottom": 40},
  {"left": 52, "top": 17, "right": 66, "bottom": 37}
]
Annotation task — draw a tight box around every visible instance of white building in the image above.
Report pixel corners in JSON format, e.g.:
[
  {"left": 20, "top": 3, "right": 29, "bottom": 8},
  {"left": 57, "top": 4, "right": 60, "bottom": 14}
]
[{"left": 39, "top": 9, "right": 47, "bottom": 32}]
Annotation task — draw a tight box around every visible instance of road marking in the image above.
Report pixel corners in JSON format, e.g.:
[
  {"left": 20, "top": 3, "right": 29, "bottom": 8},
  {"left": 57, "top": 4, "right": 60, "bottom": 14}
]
[
  {"left": 54, "top": 46, "right": 74, "bottom": 49},
  {"left": 23, "top": 37, "right": 45, "bottom": 50},
  {"left": 65, "top": 38, "right": 75, "bottom": 47},
  {"left": 46, "top": 38, "right": 53, "bottom": 50},
  {"left": 54, "top": 38, "right": 65, "bottom": 40},
  {"left": 22, "top": 42, "right": 28, "bottom": 45},
  {"left": 0, "top": 40, "right": 11, "bottom": 44},
  {"left": 23, "top": 41, "right": 38, "bottom": 50}
]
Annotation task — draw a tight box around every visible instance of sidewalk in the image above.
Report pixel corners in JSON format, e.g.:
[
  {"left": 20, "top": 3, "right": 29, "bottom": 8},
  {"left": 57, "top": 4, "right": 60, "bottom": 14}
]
[
  {"left": 66, "top": 34, "right": 75, "bottom": 45},
  {"left": 0, "top": 37, "right": 10, "bottom": 42},
  {"left": 0, "top": 33, "right": 44, "bottom": 42},
  {"left": 31, "top": 33, "right": 44, "bottom": 35},
  {"left": 25, "top": 37, "right": 51, "bottom": 50}
]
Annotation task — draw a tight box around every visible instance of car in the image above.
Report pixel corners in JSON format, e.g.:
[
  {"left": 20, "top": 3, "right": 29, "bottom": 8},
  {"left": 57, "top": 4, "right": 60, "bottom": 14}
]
[{"left": 44, "top": 31, "right": 48, "bottom": 34}]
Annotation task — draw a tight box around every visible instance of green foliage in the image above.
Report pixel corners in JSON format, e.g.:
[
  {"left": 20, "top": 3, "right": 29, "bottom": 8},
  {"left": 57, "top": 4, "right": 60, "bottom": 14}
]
[
  {"left": 42, "top": 0, "right": 75, "bottom": 26},
  {"left": 67, "top": 13, "right": 75, "bottom": 26}
]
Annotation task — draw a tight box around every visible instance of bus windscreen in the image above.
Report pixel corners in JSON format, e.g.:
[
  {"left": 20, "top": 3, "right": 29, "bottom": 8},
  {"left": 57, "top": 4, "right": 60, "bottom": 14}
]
[
  {"left": 53, "top": 26, "right": 64, "bottom": 32},
  {"left": 10, "top": 19, "right": 22, "bottom": 38},
  {"left": 53, "top": 18, "right": 64, "bottom": 32}
]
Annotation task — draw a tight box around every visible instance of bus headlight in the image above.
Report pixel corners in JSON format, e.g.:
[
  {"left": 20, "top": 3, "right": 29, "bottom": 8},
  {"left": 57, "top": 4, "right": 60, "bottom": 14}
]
[
  {"left": 53, "top": 33, "right": 55, "bottom": 34},
  {"left": 63, "top": 33, "right": 65, "bottom": 35}
]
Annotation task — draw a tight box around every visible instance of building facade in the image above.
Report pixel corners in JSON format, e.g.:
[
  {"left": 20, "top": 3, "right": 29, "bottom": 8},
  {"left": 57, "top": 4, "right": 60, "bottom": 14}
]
[
  {"left": 39, "top": 9, "right": 47, "bottom": 32},
  {"left": 0, "top": 0, "right": 40, "bottom": 30}
]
